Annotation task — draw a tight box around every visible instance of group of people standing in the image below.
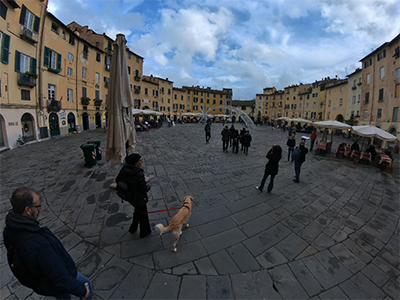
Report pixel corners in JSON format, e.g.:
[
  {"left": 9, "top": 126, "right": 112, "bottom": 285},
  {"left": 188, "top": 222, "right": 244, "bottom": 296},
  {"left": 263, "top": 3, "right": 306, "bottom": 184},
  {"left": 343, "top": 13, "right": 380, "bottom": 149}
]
[
  {"left": 204, "top": 122, "right": 252, "bottom": 155},
  {"left": 220, "top": 125, "right": 252, "bottom": 155}
]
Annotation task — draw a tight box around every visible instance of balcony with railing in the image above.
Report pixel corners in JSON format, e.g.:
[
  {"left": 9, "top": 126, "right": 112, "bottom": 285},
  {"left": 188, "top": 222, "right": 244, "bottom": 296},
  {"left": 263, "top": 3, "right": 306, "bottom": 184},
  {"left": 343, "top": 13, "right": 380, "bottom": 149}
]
[
  {"left": 134, "top": 75, "right": 141, "bottom": 82},
  {"left": 94, "top": 99, "right": 103, "bottom": 106},
  {"left": 17, "top": 73, "right": 37, "bottom": 87},
  {"left": 134, "top": 87, "right": 141, "bottom": 94},
  {"left": 21, "top": 27, "right": 38, "bottom": 44},
  {"left": 47, "top": 99, "right": 62, "bottom": 112}
]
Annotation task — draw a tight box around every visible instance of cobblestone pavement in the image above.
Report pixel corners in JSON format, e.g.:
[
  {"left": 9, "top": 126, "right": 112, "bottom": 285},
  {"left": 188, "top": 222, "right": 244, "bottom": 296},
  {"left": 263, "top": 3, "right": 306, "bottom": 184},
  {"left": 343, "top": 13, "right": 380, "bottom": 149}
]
[{"left": 1, "top": 123, "right": 399, "bottom": 300}]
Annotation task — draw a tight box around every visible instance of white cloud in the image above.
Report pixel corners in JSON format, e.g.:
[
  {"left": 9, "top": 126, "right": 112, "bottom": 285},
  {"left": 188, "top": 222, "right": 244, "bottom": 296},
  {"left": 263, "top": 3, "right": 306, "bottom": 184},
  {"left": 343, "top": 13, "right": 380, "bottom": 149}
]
[{"left": 47, "top": 0, "right": 400, "bottom": 99}]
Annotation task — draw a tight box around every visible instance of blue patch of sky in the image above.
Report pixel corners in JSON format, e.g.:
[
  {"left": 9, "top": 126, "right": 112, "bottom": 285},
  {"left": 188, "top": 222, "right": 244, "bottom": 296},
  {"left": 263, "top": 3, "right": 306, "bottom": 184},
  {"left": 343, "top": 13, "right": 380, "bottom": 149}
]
[
  {"left": 229, "top": 7, "right": 251, "bottom": 24},
  {"left": 127, "top": 0, "right": 165, "bottom": 24},
  {"left": 282, "top": 10, "right": 341, "bottom": 41}
]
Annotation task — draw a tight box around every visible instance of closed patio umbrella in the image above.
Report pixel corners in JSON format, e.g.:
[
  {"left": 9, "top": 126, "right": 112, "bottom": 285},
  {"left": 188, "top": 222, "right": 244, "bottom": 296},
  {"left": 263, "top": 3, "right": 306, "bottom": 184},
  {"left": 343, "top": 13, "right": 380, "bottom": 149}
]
[{"left": 105, "top": 34, "right": 137, "bottom": 164}]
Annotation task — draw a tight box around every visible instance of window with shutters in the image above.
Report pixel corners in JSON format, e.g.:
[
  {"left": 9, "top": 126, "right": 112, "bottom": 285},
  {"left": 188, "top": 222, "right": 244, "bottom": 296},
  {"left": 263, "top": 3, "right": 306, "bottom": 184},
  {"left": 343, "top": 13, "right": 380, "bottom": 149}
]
[
  {"left": 67, "top": 89, "right": 73, "bottom": 102},
  {"left": 82, "top": 67, "right": 87, "bottom": 79},
  {"left": 0, "top": 1, "right": 7, "bottom": 20},
  {"left": 21, "top": 89, "right": 30, "bottom": 100},
  {"left": 69, "top": 35, "right": 75, "bottom": 46},
  {"left": 1, "top": 31, "right": 11, "bottom": 64},
  {"left": 44, "top": 46, "right": 61, "bottom": 73},
  {"left": 96, "top": 52, "right": 100, "bottom": 62},
  {"left": 20, "top": 5, "right": 40, "bottom": 33},
  {"left": 83, "top": 44, "right": 88, "bottom": 59},
  {"left": 14, "top": 51, "right": 36, "bottom": 74}
]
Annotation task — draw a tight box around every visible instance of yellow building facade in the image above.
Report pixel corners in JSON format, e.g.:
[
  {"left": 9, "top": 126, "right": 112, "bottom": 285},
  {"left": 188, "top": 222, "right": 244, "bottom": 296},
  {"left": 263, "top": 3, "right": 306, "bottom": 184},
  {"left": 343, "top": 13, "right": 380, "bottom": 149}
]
[
  {"left": 0, "top": 0, "right": 48, "bottom": 149},
  {"left": 324, "top": 80, "right": 348, "bottom": 121}
]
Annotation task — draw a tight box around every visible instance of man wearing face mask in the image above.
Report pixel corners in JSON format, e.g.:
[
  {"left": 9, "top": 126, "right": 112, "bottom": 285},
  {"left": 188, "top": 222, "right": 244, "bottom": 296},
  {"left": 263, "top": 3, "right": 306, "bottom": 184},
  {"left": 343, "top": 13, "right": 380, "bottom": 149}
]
[{"left": 3, "top": 187, "right": 92, "bottom": 299}]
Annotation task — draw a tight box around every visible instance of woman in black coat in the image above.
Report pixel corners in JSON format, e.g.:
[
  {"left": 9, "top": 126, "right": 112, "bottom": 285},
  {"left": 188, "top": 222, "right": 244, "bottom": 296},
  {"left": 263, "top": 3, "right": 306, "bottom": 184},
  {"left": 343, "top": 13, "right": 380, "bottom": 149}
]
[
  {"left": 116, "top": 153, "right": 151, "bottom": 238},
  {"left": 256, "top": 145, "right": 282, "bottom": 193}
]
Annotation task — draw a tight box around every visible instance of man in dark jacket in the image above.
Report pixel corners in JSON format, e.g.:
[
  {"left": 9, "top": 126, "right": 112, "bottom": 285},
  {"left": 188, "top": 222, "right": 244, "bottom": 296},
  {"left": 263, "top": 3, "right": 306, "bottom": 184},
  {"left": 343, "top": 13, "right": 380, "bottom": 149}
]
[
  {"left": 293, "top": 141, "right": 308, "bottom": 183},
  {"left": 221, "top": 126, "right": 231, "bottom": 152},
  {"left": 116, "top": 153, "right": 151, "bottom": 237},
  {"left": 286, "top": 134, "right": 296, "bottom": 161},
  {"left": 3, "top": 187, "right": 91, "bottom": 299}
]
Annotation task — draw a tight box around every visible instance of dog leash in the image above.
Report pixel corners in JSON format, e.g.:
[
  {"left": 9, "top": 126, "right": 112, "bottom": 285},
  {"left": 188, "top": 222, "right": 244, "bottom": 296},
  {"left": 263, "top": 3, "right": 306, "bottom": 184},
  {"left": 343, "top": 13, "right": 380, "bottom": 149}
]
[
  {"left": 136, "top": 202, "right": 191, "bottom": 214},
  {"left": 136, "top": 206, "right": 180, "bottom": 214}
]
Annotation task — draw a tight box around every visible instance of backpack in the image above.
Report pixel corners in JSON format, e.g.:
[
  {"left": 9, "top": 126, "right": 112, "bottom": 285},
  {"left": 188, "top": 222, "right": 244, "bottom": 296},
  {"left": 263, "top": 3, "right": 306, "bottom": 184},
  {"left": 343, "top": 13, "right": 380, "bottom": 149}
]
[
  {"left": 6, "top": 231, "right": 42, "bottom": 290},
  {"left": 291, "top": 147, "right": 301, "bottom": 161},
  {"left": 116, "top": 181, "right": 134, "bottom": 204}
]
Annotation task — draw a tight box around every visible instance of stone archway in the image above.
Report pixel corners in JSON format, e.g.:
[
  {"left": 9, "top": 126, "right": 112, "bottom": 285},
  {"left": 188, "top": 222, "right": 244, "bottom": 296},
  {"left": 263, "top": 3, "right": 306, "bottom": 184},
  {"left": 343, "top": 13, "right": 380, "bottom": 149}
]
[
  {"left": 21, "top": 113, "right": 36, "bottom": 141},
  {"left": 388, "top": 125, "right": 398, "bottom": 137},
  {"left": 335, "top": 114, "right": 344, "bottom": 122}
]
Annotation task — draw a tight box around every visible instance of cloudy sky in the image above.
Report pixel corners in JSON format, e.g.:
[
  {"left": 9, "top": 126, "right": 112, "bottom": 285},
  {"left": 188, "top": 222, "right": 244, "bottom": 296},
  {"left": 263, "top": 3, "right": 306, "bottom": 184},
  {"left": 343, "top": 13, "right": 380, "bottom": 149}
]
[{"left": 48, "top": 0, "right": 400, "bottom": 100}]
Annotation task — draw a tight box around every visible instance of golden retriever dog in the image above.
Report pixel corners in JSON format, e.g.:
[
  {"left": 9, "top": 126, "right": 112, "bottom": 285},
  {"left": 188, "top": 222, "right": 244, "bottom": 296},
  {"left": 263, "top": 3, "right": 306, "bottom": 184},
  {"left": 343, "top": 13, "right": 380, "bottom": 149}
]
[{"left": 155, "top": 196, "right": 194, "bottom": 252}]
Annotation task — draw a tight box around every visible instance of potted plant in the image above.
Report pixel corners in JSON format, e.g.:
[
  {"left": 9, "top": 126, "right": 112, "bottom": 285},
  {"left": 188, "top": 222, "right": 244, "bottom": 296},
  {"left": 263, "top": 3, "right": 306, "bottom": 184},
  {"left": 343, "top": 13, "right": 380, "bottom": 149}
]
[{"left": 81, "top": 97, "right": 91, "bottom": 105}]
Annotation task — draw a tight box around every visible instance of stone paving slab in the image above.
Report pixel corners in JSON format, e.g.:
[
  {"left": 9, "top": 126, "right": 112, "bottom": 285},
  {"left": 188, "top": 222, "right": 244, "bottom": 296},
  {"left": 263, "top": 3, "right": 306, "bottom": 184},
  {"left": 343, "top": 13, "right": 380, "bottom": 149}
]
[{"left": 0, "top": 124, "right": 399, "bottom": 299}]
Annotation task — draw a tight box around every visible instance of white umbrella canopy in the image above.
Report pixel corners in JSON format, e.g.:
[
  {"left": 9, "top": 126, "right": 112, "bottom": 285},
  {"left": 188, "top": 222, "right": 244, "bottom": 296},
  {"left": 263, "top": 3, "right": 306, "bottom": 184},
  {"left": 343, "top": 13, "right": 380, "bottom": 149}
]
[
  {"left": 313, "top": 120, "right": 351, "bottom": 130},
  {"left": 142, "top": 109, "right": 163, "bottom": 116},
  {"left": 276, "top": 117, "right": 291, "bottom": 121},
  {"left": 352, "top": 125, "right": 397, "bottom": 142},
  {"left": 105, "top": 34, "right": 137, "bottom": 164},
  {"left": 290, "top": 118, "right": 312, "bottom": 123}
]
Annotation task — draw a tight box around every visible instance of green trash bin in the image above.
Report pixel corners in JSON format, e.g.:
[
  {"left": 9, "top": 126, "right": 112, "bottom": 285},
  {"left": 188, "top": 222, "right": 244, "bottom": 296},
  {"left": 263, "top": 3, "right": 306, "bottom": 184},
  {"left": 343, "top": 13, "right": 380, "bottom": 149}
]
[
  {"left": 87, "top": 140, "right": 102, "bottom": 160},
  {"left": 80, "top": 143, "right": 97, "bottom": 167}
]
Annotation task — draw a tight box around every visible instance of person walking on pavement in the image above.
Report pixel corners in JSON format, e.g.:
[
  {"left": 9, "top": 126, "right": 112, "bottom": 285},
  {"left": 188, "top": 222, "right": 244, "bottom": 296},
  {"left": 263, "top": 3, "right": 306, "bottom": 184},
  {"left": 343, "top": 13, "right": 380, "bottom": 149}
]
[
  {"left": 116, "top": 153, "right": 152, "bottom": 238},
  {"left": 241, "top": 130, "right": 252, "bottom": 155},
  {"left": 293, "top": 141, "right": 308, "bottom": 183},
  {"left": 221, "top": 126, "right": 231, "bottom": 152},
  {"left": 310, "top": 130, "right": 317, "bottom": 151},
  {"left": 232, "top": 129, "right": 239, "bottom": 154},
  {"left": 256, "top": 145, "right": 282, "bottom": 193},
  {"left": 204, "top": 121, "right": 211, "bottom": 143},
  {"left": 286, "top": 134, "right": 296, "bottom": 162},
  {"left": 240, "top": 127, "right": 246, "bottom": 152},
  {"left": 3, "top": 187, "right": 92, "bottom": 300},
  {"left": 229, "top": 125, "right": 236, "bottom": 147}
]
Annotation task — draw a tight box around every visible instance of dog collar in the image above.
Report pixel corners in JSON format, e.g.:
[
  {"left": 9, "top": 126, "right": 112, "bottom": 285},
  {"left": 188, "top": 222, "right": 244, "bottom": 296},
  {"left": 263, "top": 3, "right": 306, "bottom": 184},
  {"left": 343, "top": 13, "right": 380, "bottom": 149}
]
[{"left": 181, "top": 203, "right": 190, "bottom": 209}]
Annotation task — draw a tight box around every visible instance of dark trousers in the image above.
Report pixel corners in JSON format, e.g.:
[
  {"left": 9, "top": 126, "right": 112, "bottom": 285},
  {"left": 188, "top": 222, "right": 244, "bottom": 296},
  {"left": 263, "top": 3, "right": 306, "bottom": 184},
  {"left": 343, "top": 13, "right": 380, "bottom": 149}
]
[
  {"left": 223, "top": 140, "right": 229, "bottom": 151},
  {"left": 232, "top": 142, "right": 239, "bottom": 153},
  {"left": 130, "top": 205, "right": 151, "bottom": 237},
  {"left": 259, "top": 172, "right": 275, "bottom": 192},
  {"left": 288, "top": 147, "right": 294, "bottom": 161},
  {"left": 310, "top": 140, "right": 316, "bottom": 151},
  {"left": 294, "top": 161, "right": 303, "bottom": 182},
  {"left": 205, "top": 132, "right": 211, "bottom": 143},
  {"left": 243, "top": 146, "right": 249, "bottom": 155}
]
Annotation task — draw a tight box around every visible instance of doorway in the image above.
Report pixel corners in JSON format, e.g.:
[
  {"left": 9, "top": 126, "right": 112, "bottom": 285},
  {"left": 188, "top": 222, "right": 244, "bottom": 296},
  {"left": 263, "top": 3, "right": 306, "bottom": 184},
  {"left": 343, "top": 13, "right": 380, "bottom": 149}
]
[
  {"left": 49, "top": 113, "right": 60, "bottom": 136},
  {"left": 67, "top": 112, "right": 76, "bottom": 133},
  {"left": 82, "top": 112, "right": 89, "bottom": 130},
  {"left": 95, "top": 112, "right": 102, "bottom": 128},
  {"left": 21, "top": 113, "right": 35, "bottom": 141}
]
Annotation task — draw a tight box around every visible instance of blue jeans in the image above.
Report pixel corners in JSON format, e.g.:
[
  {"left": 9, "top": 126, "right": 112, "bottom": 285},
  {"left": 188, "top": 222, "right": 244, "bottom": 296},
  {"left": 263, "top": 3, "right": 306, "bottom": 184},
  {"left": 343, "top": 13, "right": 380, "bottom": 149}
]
[
  {"left": 294, "top": 161, "right": 303, "bottom": 182},
  {"left": 259, "top": 172, "right": 275, "bottom": 192},
  {"left": 56, "top": 272, "right": 92, "bottom": 300}
]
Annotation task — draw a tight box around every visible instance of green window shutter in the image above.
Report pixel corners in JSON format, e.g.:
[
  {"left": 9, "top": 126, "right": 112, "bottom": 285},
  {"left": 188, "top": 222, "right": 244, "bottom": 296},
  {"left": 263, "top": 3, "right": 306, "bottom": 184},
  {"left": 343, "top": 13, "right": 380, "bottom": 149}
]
[
  {"left": 30, "top": 57, "right": 37, "bottom": 74},
  {"left": 44, "top": 46, "right": 49, "bottom": 67},
  {"left": 14, "top": 50, "right": 21, "bottom": 72},
  {"left": 83, "top": 44, "right": 88, "bottom": 52},
  {"left": 95, "top": 90, "right": 100, "bottom": 99},
  {"left": 1, "top": 33, "right": 10, "bottom": 64},
  {"left": 0, "top": 1, "right": 8, "bottom": 20},
  {"left": 33, "top": 16, "right": 40, "bottom": 33},
  {"left": 19, "top": 5, "right": 26, "bottom": 25},
  {"left": 56, "top": 53, "right": 61, "bottom": 72},
  {"left": 96, "top": 52, "right": 100, "bottom": 62},
  {"left": 82, "top": 87, "right": 87, "bottom": 98}
]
